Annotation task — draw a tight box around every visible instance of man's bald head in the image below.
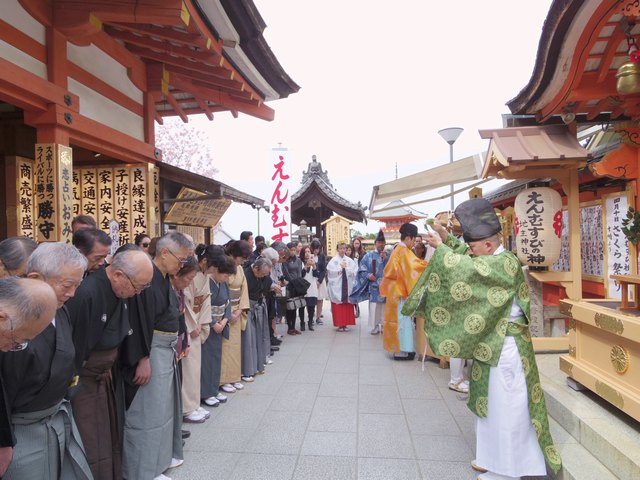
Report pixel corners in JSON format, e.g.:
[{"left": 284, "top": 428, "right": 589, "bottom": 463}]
[
  {"left": 0, "top": 277, "right": 57, "bottom": 352},
  {"left": 108, "top": 250, "right": 154, "bottom": 298}
]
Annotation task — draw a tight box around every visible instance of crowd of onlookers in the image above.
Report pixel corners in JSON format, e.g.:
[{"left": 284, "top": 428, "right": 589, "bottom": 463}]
[{"left": 0, "top": 214, "right": 348, "bottom": 480}]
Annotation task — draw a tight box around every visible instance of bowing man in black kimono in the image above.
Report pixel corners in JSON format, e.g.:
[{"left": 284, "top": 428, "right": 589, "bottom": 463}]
[
  {"left": 121, "top": 231, "right": 193, "bottom": 480},
  {"left": 0, "top": 276, "right": 58, "bottom": 476},
  {"left": 66, "top": 248, "right": 153, "bottom": 480},
  {"left": 1, "top": 242, "right": 91, "bottom": 479}
]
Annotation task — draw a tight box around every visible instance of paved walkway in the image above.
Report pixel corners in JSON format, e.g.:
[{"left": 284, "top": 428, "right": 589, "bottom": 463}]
[{"left": 172, "top": 305, "right": 481, "bottom": 480}]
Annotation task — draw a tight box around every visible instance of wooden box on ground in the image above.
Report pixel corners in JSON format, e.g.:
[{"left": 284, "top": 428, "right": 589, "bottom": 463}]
[{"left": 416, "top": 316, "right": 449, "bottom": 368}]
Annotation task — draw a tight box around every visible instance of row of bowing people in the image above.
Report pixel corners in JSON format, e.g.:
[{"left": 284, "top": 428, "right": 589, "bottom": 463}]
[{"left": 0, "top": 231, "right": 275, "bottom": 480}]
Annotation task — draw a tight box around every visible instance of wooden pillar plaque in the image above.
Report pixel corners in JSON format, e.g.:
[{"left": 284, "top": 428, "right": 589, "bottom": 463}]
[
  {"left": 34, "top": 144, "right": 73, "bottom": 242},
  {"left": 97, "top": 168, "right": 114, "bottom": 231},
  {"left": 130, "top": 165, "right": 148, "bottom": 238},
  {"left": 149, "top": 164, "right": 161, "bottom": 237},
  {"left": 114, "top": 167, "right": 131, "bottom": 245},
  {"left": 16, "top": 157, "right": 35, "bottom": 239}
]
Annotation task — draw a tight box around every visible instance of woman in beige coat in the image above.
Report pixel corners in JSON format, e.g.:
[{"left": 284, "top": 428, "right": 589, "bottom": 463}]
[
  {"left": 219, "top": 241, "right": 251, "bottom": 393},
  {"left": 182, "top": 244, "right": 218, "bottom": 422}
]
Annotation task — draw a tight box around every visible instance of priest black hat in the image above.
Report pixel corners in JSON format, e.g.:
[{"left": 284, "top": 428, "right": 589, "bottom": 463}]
[
  {"left": 454, "top": 198, "right": 502, "bottom": 242},
  {"left": 375, "top": 229, "right": 386, "bottom": 243}
]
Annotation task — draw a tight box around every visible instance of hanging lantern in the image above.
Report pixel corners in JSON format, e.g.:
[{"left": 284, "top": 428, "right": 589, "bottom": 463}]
[
  {"left": 616, "top": 35, "right": 640, "bottom": 96},
  {"left": 513, "top": 187, "right": 563, "bottom": 267}
]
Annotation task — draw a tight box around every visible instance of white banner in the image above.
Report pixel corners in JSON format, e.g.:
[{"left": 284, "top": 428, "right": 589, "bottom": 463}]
[
  {"left": 269, "top": 147, "right": 292, "bottom": 243},
  {"left": 605, "top": 194, "right": 630, "bottom": 299}
]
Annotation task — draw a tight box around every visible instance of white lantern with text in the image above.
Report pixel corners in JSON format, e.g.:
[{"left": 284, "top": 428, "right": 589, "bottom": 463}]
[{"left": 514, "top": 187, "right": 563, "bottom": 267}]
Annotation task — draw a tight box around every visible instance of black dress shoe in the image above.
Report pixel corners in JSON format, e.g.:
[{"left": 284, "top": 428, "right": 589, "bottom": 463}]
[
  {"left": 182, "top": 430, "right": 191, "bottom": 439},
  {"left": 271, "top": 346, "right": 280, "bottom": 352},
  {"left": 271, "top": 338, "right": 282, "bottom": 346},
  {"left": 393, "top": 353, "right": 413, "bottom": 361}
]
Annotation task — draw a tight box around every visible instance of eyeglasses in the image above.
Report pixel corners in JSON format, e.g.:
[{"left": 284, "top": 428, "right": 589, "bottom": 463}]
[
  {"left": 167, "top": 249, "right": 189, "bottom": 266},
  {"left": 7, "top": 315, "right": 28, "bottom": 352},
  {"left": 121, "top": 270, "right": 151, "bottom": 293}
]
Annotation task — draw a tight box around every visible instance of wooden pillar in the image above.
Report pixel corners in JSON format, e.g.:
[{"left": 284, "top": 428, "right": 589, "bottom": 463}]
[
  {"left": 565, "top": 169, "right": 582, "bottom": 299},
  {"left": 46, "top": 28, "right": 68, "bottom": 88}
]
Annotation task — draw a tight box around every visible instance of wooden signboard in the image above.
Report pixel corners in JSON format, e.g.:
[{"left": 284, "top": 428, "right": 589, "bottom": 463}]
[
  {"left": 97, "top": 168, "right": 114, "bottom": 232},
  {"left": 15, "top": 157, "right": 35, "bottom": 239},
  {"left": 149, "top": 165, "right": 161, "bottom": 237},
  {"left": 34, "top": 144, "right": 73, "bottom": 243},
  {"left": 321, "top": 215, "right": 353, "bottom": 257},
  {"left": 164, "top": 187, "right": 232, "bottom": 227},
  {"left": 552, "top": 191, "right": 632, "bottom": 299},
  {"left": 130, "top": 165, "right": 148, "bottom": 238},
  {"left": 9, "top": 153, "right": 160, "bottom": 247}
]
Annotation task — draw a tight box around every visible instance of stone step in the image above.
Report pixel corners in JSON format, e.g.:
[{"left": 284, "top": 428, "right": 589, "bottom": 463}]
[
  {"left": 553, "top": 440, "right": 618, "bottom": 480},
  {"left": 537, "top": 353, "right": 640, "bottom": 480}
]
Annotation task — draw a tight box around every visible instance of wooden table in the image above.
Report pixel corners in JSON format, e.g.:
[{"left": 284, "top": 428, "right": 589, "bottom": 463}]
[{"left": 610, "top": 274, "right": 640, "bottom": 310}]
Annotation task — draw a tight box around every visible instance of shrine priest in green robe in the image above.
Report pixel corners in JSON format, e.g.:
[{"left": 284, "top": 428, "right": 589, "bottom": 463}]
[{"left": 403, "top": 198, "right": 561, "bottom": 480}]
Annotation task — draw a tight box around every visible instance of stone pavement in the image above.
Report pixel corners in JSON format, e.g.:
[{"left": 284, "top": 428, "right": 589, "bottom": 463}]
[{"left": 170, "top": 306, "right": 485, "bottom": 480}]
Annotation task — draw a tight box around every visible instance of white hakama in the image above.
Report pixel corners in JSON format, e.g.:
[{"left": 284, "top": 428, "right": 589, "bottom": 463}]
[{"left": 475, "top": 337, "right": 546, "bottom": 477}]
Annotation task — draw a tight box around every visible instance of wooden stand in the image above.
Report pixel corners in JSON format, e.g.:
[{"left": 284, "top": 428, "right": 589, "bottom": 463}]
[
  {"left": 610, "top": 274, "right": 640, "bottom": 310},
  {"left": 416, "top": 316, "right": 449, "bottom": 368}
]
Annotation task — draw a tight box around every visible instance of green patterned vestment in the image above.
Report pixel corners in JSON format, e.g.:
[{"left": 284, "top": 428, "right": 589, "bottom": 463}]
[{"left": 402, "top": 235, "right": 561, "bottom": 473}]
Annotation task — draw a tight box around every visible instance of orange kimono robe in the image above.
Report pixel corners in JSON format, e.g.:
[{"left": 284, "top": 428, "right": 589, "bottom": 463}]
[{"left": 379, "top": 243, "right": 427, "bottom": 352}]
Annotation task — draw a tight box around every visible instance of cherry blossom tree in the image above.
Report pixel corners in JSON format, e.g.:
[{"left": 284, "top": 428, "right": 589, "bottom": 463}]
[{"left": 155, "top": 117, "right": 218, "bottom": 179}]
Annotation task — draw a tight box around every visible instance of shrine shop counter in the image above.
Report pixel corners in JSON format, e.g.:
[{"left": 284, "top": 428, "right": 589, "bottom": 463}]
[{"left": 559, "top": 298, "right": 640, "bottom": 421}]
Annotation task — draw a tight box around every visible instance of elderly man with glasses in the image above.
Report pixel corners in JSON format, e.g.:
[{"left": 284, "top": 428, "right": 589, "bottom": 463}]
[
  {"left": 0, "top": 276, "right": 58, "bottom": 476},
  {"left": 66, "top": 248, "right": 153, "bottom": 480},
  {"left": 1, "top": 243, "right": 92, "bottom": 479},
  {"left": 121, "top": 231, "right": 193, "bottom": 480}
]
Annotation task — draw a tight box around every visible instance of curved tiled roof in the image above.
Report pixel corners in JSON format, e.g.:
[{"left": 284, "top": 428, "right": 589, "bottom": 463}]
[
  {"left": 291, "top": 155, "right": 366, "bottom": 223},
  {"left": 507, "top": 1, "right": 638, "bottom": 124},
  {"left": 216, "top": 0, "right": 300, "bottom": 100},
  {"left": 368, "top": 200, "right": 427, "bottom": 220}
]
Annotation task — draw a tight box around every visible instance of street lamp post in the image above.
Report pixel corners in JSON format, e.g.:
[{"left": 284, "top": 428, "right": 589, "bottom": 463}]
[
  {"left": 254, "top": 205, "right": 270, "bottom": 236},
  {"left": 438, "top": 127, "right": 464, "bottom": 211}
]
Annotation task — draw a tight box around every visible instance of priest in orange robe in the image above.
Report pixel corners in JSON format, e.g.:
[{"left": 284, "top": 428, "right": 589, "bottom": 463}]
[{"left": 380, "top": 223, "right": 427, "bottom": 360}]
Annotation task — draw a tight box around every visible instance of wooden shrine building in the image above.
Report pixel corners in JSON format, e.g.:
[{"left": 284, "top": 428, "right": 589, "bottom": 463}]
[
  {"left": 486, "top": 0, "right": 640, "bottom": 426},
  {"left": 0, "top": 0, "right": 298, "bottom": 243},
  {"left": 367, "top": 200, "right": 426, "bottom": 234},
  {"left": 291, "top": 155, "right": 366, "bottom": 245}
]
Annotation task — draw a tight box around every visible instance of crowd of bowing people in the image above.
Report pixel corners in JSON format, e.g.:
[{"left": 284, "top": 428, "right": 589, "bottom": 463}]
[{"left": 0, "top": 214, "right": 353, "bottom": 480}]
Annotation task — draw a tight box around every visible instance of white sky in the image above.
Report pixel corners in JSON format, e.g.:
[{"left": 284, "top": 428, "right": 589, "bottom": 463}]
[{"left": 190, "top": 0, "right": 554, "bottom": 240}]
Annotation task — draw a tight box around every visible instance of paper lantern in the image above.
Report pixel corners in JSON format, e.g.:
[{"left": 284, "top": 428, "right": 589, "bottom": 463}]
[{"left": 513, "top": 187, "right": 563, "bottom": 267}]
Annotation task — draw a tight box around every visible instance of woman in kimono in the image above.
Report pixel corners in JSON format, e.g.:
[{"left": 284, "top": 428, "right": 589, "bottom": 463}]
[
  {"left": 2, "top": 242, "right": 91, "bottom": 480},
  {"left": 200, "top": 248, "right": 237, "bottom": 407},
  {"left": 182, "top": 245, "right": 218, "bottom": 420},
  {"left": 0, "top": 236, "right": 37, "bottom": 278},
  {"left": 219, "top": 241, "right": 251, "bottom": 394}
]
